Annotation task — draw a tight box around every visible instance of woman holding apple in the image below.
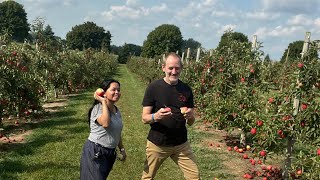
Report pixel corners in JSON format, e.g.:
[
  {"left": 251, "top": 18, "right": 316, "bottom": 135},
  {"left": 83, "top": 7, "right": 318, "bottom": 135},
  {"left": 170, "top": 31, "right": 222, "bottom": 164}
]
[
  {"left": 80, "top": 79, "right": 126, "bottom": 180},
  {"left": 141, "top": 52, "right": 199, "bottom": 180}
]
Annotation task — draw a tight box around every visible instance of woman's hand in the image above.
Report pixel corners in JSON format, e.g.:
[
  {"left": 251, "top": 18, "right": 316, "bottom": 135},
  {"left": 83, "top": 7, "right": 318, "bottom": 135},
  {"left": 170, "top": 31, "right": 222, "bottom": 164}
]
[
  {"left": 118, "top": 149, "right": 127, "bottom": 161},
  {"left": 94, "top": 91, "right": 106, "bottom": 103}
]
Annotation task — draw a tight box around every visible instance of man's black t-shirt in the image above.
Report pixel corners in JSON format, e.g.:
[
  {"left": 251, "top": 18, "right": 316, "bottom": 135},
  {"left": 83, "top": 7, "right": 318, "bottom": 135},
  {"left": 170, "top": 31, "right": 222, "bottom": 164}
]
[{"left": 142, "top": 79, "right": 194, "bottom": 146}]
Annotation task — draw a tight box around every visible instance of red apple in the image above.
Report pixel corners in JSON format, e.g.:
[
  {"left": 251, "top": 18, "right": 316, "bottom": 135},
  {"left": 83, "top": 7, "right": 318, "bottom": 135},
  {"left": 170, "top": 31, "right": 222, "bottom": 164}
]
[
  {"left": 297, "top": 63, "right": 304, "bottom": 68},
  {"left": 257, "top": 159, "right": 262, "bottom": 164},
  {"left": 256, "top": 120, "right": 263, "bottom": 126},
  {"left": 95, "top": 88, "right": 105, "bottom": 97},
  {"left": 250, "top": 68, "right": 255, "bottom": 73},
  {"left": 301, "top": 104, "right": 307, "bottom": 110},
  {"left": 12, "top": 51, "right": 17, "bottom": 56},
  {"left": 296, "top": 169, "right": 302, "bottom": 176},
  {"left": 250, "top": 128, "right": 257, "bottom": 135},
  {"left": 24, "top": 110, "right": 31, "bottom": 116},
  {"left": 164, "top": 107, "right": 171, "bottom": 112},
  {"left": 268, "top": 97, "right": 274, "bottom": 103},
  {"left": 259, "top": 150, "right": 267, "bottom": 157},
  {"left": 317, "top": 148, "right": 320, "bottom": 156},
  {"left": 243, "top": 154, "right": 248, "bottom": 159},
  {"left": 227, "top": 146, "right": 232, "bottom": 151}
]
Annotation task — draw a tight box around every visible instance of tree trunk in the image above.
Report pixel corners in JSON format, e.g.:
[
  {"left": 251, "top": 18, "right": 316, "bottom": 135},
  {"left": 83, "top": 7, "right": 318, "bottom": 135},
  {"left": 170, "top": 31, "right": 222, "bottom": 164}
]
[{"left": 282, "top": 136, "right": 295, "bottom": 179}]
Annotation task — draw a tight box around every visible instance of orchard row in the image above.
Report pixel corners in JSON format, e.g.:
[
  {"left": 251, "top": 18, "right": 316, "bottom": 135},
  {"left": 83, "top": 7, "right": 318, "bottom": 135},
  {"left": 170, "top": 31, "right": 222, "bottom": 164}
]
[
  {"left": 0, "top": 42, "right": 118, "bottom": 126},
  {"left": 127, "top": 38, "right": 320, "bottom": 179}
]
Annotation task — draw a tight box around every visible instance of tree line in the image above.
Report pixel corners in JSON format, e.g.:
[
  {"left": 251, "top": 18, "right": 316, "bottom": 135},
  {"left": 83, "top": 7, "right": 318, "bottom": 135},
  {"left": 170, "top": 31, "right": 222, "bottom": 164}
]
[{"left": 0, "top": 0, "right": 318, "bottom": 64}]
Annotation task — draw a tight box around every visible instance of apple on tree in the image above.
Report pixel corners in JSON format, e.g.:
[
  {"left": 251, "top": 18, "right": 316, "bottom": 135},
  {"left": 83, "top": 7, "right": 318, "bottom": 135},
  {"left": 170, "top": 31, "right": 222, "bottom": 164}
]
[{"left": 95, "top": 88, "right": 105, "bottom": 97}]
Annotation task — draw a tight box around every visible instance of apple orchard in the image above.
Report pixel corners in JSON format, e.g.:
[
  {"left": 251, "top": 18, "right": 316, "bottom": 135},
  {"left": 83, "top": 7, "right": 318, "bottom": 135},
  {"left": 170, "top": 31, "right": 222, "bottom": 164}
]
[
  {"left": 1, "top": 30, "right": 320, "bottom": 179},
  {"left": 127, "top": 32, "right": 320, "bottom": 179}
]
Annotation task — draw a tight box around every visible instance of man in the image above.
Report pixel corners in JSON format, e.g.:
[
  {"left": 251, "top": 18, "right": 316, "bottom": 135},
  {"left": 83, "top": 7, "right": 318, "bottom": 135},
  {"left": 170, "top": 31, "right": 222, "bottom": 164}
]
[{"left": 141, "top": 52, "right": 200, "bottom": 180}]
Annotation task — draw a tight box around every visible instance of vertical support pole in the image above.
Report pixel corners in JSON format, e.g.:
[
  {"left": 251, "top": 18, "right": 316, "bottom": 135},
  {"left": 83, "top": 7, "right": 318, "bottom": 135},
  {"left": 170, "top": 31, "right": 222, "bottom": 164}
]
[
  {"left": 186, "top": 48, "right": 190, "bottom": 64},
  {"left": 196, "top": 48, "right": 200, "bottom": 62},
  {"left": 181, "top": 52, "right": 185, "bottom": 64}
]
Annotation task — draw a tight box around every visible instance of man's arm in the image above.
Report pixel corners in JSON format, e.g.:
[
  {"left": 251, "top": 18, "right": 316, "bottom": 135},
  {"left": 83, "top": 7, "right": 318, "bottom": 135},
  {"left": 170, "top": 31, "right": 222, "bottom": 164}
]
[
  {"left": 184, "top": 108, "right": 195, "bottom": 126},
  {"left": 142, "top": 106, "right": 154, "bottom": 124},
  {"left": 142, "top": 106, "right": 172, "bottom": 124}
]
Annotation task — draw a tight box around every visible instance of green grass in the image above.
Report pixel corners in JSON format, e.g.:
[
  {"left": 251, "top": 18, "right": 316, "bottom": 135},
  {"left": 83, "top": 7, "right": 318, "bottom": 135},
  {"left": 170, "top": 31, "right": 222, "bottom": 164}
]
[{"left": 0, "top": 64, "right": 237, "bottom": 180}]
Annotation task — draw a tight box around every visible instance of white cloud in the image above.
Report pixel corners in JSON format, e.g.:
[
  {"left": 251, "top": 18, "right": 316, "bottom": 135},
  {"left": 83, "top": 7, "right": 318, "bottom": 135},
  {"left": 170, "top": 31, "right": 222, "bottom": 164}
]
[
  {"left": 287, "top": 14, "right": 313, "bottom": 26},
  {"left": 246, "top": 11, "right": 280, "bottom": 20},
  {"left": 261, "top": 0, "right": 320, "bottom": 14},
  {"left": 218, "top": 24, "right": 237, "bottom": 34},
  {"left": 254, "top": 25, "right": 304, "bottom": 39},
  {"left": 101, "top": 3, "right": 167, "bottom": 21},
  {"left": 126, "top": 0, "right": 138, "bottom": 7},
  {"left": 211, "top": 11, "right": 235, "bottom": 17},
  {"left": 314, "top": 18, "right": 320, "bottom": 28}
]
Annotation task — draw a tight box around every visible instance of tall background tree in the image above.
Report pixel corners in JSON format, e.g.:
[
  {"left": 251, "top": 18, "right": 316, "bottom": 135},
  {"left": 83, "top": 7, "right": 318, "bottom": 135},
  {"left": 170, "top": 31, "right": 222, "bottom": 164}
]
[
  {"left": 66, "top": 21, "right": 111, "bottom": 51},
  {"left": 216, "top": 30, "right": 249, "bottom": 52},
  {"left": 181, "top": 38, "right": 202, "bottom": 59},
  {"left": 117, "top": 43, "right": 142, "bottom": 64},
  {"left": 0, "top": 0, "right": 30, "bottom": 42},
  {"left": 30, "top": 17, "right": 62, "bottom": 52},
  {"left": 141, "top": 24, "right": 183, "bottom": 58},
  {"left": 280, "top": 40, "right": 318, "bottom": 62}
]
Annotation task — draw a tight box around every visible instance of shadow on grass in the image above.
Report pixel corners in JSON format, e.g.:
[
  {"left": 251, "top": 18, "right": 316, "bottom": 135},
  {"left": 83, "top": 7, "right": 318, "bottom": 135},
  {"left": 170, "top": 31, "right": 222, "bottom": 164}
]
[
  {"left": 0, "top": 158, "right": 79, "bottom": 180},
  {"left": 0, "top": 94, "right": 84, "bottom": 178}
]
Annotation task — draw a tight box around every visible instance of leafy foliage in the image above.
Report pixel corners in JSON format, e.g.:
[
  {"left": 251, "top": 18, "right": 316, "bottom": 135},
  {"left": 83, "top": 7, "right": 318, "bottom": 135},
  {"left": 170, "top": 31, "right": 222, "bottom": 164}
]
[
  {"left": 66, "top": 21, "right": 111, "bottom": 51},
  {"left": 216, "top": 30, "right": 250, "bottom": 53},
  {"left": 117, "top": 43, "right": 142, "bottom": 64},
  {"left": 280, "top": 40, "right": 318, "bottom": 62},
  {"left": 0, "top": 1, "right": 30, "bottom": 42},
  {"left": 141, "top": 24, "right": 183, "bottom": 58}
]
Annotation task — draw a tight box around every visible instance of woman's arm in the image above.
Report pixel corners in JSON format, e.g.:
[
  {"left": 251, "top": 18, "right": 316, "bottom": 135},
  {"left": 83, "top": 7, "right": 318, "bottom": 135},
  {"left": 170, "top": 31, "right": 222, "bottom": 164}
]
[{"left": 94, "top": 93, "right": 112, "bottom": 128}]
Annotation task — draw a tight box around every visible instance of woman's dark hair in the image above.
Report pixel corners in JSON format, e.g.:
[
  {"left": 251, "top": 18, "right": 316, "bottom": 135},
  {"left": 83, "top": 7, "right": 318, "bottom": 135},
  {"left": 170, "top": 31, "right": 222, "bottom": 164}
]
[{"left": 87, "top": 79, "right": 120, "bottom": 125}]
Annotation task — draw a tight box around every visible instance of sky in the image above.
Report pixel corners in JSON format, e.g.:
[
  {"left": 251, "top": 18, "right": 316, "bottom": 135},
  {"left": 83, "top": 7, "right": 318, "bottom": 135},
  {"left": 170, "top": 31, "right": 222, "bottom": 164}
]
[{"left": 2, "top": 0, "right": 320, "bottom": 60}]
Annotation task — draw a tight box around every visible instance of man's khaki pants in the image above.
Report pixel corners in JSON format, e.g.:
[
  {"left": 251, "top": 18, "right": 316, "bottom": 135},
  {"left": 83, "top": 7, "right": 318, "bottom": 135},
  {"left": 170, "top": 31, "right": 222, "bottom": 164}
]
[{"left": 141, "top": 140, "right": 200, "bottom": 180}]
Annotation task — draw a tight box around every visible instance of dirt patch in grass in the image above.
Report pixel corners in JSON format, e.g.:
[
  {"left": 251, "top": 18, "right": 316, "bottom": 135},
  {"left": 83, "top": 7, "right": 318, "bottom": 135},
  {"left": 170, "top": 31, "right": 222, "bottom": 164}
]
[
  {"left": 194, "top": 122, "right": 283, "bottom": 179},
  {"left": 0, "top": 95, "right": 69, "bottom": 146}
]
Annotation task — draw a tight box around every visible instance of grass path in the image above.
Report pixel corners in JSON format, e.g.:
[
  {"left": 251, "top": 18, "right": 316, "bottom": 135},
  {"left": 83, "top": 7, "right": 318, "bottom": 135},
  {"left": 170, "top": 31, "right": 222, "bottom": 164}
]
[{"left": 0, "top": 64, "right": 244, "bottom": 180}]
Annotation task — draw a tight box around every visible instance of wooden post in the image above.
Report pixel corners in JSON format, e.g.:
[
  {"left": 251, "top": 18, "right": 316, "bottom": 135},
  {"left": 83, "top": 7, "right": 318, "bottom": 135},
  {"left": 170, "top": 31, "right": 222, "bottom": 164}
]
[
  {"left": 283, "top": 32, "right": 311, "bottom": 179},
  {"left": 252, "top": 35, "right": 257, "bottom": 50},
  {"left": 196, "top": 48, "right": 200, "bottom": 62},
  {"left": 209, "top": 49, "right": 213, "bottom": 56},
  {"left": 285, "top": 48, "right": 290, "bottom": 63},
  {"left": 301, "top": 32, "right": 311, "bottom": 59},
  {"left": 186, "top": 48, "right": 190, "bottom": 64},
  {"left": 181, "top": 52, "right": 185, "bottom": 63}
]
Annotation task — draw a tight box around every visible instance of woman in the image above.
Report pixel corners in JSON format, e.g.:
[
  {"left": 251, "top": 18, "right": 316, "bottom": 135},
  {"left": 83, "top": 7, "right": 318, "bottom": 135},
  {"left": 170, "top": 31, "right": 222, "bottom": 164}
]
[{"left": 80, "top": 79, "right": 126, "bottom": 180}]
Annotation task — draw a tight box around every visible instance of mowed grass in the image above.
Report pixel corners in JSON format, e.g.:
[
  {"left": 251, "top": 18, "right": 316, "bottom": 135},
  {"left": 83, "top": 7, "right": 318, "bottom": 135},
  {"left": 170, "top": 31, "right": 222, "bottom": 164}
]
[{"left": 0, "top": 64, "right": 238, "bottom": 180}]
